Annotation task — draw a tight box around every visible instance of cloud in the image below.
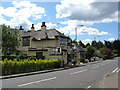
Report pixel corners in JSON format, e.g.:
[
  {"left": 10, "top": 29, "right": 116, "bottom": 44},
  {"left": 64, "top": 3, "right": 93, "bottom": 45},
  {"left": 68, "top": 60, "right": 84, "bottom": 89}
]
[
  {"left": 56, "top": 1, "right": 116, "bottom": 38},
  {"left": 56, "top": 0, "right": 118, "bottom": 23},
  {"left": 35, "top": 22, "right": 57, "bottom": 30},
  {"left": 0, "top": 0, "right": 46, "bottom": 30},
  {"left": 108, "top": 38, "right": 115, "bottom": 41},
  {"left": 58, "top": 20, "right": 109, "bottom": 36},
  {"left": 82, "top": 39, "right": 92, "bottom": 44}
]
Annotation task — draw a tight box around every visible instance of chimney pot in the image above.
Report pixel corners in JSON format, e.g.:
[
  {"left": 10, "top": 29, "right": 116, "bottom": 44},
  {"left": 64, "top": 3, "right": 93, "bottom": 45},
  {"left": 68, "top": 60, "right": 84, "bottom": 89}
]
[
  {"left": 19, "top": 26, "right": 24, "bottom": 30},
  {"left": 31, "top": 24, "right": 35, "bottom": 30},
  {"left": 41, "top": 22, "right": 46, "bottom": 27},
  {"left": 8, "top": 26, "right": 10, "bottom": 28}
]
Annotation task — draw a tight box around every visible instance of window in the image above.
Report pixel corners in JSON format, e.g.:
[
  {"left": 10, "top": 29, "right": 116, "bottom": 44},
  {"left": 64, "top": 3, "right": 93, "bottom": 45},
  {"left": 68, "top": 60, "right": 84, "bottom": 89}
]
[
  {"left": 22, "top": 37, "right": 30, "bottom": 46},
  {"left": 60, "top": 37, "right": 66, "bottom": 44},
  {"left": 51, "top": 47, "right": 62, "bottom": 55},
  {"left": 36, "top": 52, "right": 45, "bottom": 59}
]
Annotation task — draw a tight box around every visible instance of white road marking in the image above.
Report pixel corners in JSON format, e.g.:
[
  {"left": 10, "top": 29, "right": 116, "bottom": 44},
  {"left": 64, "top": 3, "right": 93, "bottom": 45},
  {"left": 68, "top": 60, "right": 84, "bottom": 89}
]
[
  {"left": 116, "top": 69, "right": 120, "bottom": 73},
  {"left": 112, "top": 68, "right": 118, "bottom": 73},
  {"left": 87, "top": 85, "right": 91, "bottom": 89},
  {"left": 70, "top": 69, "right": 87, "bottom": 75},
  {"left": 18, "top": 77, "right": 56, "bottom": 87},
  {"left": 92, "top": 66, "right": 99, "bottom": 69}
]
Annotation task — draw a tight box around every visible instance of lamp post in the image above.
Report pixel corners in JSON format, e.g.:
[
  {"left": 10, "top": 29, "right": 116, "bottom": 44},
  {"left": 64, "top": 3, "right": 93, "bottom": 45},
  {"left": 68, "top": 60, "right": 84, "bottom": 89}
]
[{"left": 75, "top": 25, "right": 84, "bottom": 41}]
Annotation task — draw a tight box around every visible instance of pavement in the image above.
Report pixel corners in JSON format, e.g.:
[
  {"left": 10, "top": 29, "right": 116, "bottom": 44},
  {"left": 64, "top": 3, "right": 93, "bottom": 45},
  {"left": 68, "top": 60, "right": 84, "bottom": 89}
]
[
  {"left": 1, "top": 57, "right": 119, "bottom": 89},
  {"left": 99, "top": 72, "right": 118, "bottom": 88}
]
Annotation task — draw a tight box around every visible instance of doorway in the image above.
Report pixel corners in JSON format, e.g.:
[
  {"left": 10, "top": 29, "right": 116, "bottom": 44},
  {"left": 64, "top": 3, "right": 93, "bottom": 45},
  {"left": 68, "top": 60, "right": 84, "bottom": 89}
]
[{"left": 36, "top": 52, "right": 44, "bottom": 59}]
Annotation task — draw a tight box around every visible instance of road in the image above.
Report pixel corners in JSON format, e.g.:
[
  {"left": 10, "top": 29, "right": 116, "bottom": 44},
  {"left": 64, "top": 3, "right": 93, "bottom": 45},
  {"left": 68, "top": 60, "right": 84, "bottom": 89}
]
[{"left": 2, "top": 57, "right": 119, "bottom": 89}]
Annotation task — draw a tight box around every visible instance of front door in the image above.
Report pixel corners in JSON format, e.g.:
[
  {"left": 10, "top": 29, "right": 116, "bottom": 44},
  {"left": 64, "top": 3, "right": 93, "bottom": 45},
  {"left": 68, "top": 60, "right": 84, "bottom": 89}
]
[{"left": 36, "top": 52, "right": 43, "bottom": 59}]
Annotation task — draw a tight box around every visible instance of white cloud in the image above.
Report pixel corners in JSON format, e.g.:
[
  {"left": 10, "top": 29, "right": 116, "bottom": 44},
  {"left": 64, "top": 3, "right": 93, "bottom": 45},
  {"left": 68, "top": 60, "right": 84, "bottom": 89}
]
[
  {"left": 12, "top": 1, "right": 36, "bottom": 9},
  {"left": 82, "top": 39, "right": 92, "bottom": 44},
  {"left": 83, "top": 39, "right": 92, "bottom": 42},
  {"left": 46, "top": 22, "right": 57, "bottom": 29},
  {"left": 0, "top": 0, "right": 46, "bottom": 30},
  {"left": 56, "top": 1, "right": 116, "bottom": 38},
  {"left": 58, "top": 20, "right": 109, "bottom": 36},
  {"left": 56, "top": 0, "right": 118, "bottom": 24},
  {"left": 35, "top": 22, "right": 57, "bottom": 30},
  {"left": 108, "top": 38, "right": 115, "bottom": 41},
  {"left": 32, "top": 15, "right": 42, "bottom": 20}
]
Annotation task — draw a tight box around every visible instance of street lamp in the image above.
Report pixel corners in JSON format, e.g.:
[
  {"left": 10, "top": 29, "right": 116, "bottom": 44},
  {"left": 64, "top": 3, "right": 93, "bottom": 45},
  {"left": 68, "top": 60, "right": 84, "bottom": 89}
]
[{"left": 75, "top": 25, "right": 84, "bottom": 41}]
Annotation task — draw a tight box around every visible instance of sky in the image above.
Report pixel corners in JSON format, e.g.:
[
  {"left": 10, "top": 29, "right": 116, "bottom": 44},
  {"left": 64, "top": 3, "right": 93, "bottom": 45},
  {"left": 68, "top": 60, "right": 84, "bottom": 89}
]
[{"left": 0, "top": 0, "right": 119, "bottom": 44}]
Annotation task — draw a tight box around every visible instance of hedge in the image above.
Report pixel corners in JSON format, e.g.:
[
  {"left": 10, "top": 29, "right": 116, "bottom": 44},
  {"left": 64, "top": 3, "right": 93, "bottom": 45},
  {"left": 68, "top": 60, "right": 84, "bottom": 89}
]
[
  {"left": 1, "top": 55, "right": 30, "bottom": 61},
  {"left": 0, "top": 59, "right": 61, "bottom": 76}
]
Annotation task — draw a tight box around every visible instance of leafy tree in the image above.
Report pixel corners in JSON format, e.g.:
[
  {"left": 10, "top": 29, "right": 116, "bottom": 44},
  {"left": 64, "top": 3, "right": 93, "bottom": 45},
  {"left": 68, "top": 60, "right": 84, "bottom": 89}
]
[
  {"left": 97, "top": 41, "right": 104, "bottom": 49},
  {"left": 78, "top": 40, "right": 85, "bottom": 48},
  {"left": 86, "top": 43, "right": 90, "bottom": 47},
  {"left": 104, "top": 40, "right": 113, "bottom": 50},
  {"left": 2, "top": 25, "right": 21, "bottom": 55},
  {"left": 113, "top": 40, "right": 120, "bottom": 55},
  {"left": 99, "top": 47, "right": 112, "bottom": 55},
  {"left": 85, "top": 46, "right": 95, "bottom": 60},
  {"left": 91, "top": 41, "right": 104, "bottom": 49},
  {"left": 91, "top": 40, "right": 97, "bottom": 48},
  {"left": 98, "top": 47, "right": 112, "bottom": 59}
]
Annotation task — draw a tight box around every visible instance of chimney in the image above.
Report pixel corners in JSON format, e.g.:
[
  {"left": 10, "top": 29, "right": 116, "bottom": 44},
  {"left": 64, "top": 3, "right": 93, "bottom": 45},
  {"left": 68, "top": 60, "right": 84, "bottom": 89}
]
[
  {"left": 19, "top": 26, "right": 24, "bottom": 36},
  {"left": 19, "top": 26, "right": 24, "bottom": 30},
  {"left": 8, "top": 25, "right": 10, "bottom": 28},
  {"left": 41, "top": 22, "right": 46, "bottom": 27},
  {"left": 31, "top": 24, "right": 35, "bottom": 30},
  {"left": 41, "top": 22, "right": 47, "bottom": 38}
]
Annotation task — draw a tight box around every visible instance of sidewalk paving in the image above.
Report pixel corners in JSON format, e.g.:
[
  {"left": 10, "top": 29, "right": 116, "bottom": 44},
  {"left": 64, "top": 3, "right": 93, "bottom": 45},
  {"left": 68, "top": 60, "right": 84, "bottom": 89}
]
[{"left": 99, "top": 72, "right": 119, "bottom": 88}]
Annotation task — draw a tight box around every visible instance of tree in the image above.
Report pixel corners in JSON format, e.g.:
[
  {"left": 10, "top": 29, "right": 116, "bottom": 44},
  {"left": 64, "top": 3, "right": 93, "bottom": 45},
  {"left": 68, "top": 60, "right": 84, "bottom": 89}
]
[
  {"left": 99, "top": 47, "right": 112, "bottom": 59},
  {"left": 97, "top": 41, "right": 104, "bottom": 49},
  {"left": 85, "top": 46, "right": 95, "bottom": 60},
  {"left": 104, "top": 40, "right": 113, "bottom": 50},
  {"left": 2, "top": 25, "right": 21, "bottom": 55},
  {"left": 113, "top": 40, "right": 120, "bottom": 55},
  {"left": 86, "top": 43, "right": 90, "bottom": 47},
  {"left": 78, "top": 40, "right": 85, "bottom": 48},
  {"left": 99, "top": 47, "right": 112, "bottom": 55},
  {"left": 91, "top": 40, "right": 97, "bottom": 48}
]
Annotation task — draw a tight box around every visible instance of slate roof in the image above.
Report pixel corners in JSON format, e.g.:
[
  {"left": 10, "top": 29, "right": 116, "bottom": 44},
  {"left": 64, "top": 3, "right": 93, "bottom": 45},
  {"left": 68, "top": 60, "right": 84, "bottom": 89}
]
[{"left": 21, "top": 29, "right": 68, "bottom": 40}]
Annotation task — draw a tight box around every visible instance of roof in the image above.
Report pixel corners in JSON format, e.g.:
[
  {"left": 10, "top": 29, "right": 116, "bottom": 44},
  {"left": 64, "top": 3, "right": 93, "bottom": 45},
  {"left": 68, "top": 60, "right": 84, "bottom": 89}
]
[{"left": 21, "top": 29, "right": 69, "bottom": 40}]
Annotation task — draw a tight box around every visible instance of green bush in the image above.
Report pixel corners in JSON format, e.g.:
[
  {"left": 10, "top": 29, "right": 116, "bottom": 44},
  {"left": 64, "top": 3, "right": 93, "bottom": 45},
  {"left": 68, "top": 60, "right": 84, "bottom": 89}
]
[
  {"left": 96, "top": 53, "right": 112, "bottom": 60},
  {"left": 0, "top": 59, "right": 61, "bottom": 75},
  {"left": 80, "top": 58, "right": 85, "bottom": 63},
  {"left": 97, "top": 47, "right": 113, "bottom": 60},
  {"left": 85, "top": 46, "right": 95, "bottom": 60},
  {"left": 111, "top": 53, "right": 119, "bottom": 58}
]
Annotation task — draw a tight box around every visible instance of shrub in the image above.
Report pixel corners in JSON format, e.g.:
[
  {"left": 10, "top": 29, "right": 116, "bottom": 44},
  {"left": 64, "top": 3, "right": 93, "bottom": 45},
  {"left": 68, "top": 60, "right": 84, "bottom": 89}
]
[
  {"left": 97, "top": 47, "right": 112, "bottom": 60},
  {"left": 85, "top": 46, "right": 95, "bottom": 60},
  {"left": 80, "top": 58, "right": 85, "bottom": 63},
  {"left": 1, "top": 59, "right": 61, "bottom": 76}
]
